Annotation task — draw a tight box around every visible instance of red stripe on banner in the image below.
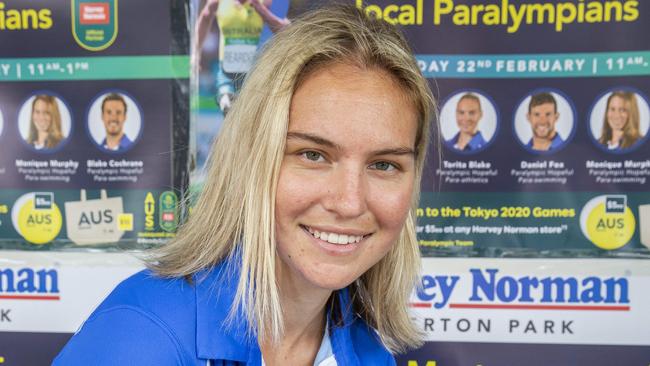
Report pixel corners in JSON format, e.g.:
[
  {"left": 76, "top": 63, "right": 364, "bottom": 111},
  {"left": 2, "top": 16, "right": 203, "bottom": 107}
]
[
  {"left": 0, "top": 295, "right": 60, "bottom": 300},
  {"left": 449, "top": 303, "right": 630, "bottom": 311},
  {"left": 409, "top": 302, "right": 432, "bottom": 308}
]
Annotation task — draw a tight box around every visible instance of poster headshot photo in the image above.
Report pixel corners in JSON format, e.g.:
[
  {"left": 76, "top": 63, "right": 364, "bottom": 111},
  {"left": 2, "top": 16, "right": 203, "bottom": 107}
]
[
  {"left": 513, "top": 89, "right": 576, "bottom": 154},
  {"left": 87, "top": 91, "right": 143, "bottom": 153},
  {"left": 588, "top": 88, "right": 650, "bottom": 154},
  {"left": 440, "top": 90, "right": 499, "bottom": 154},
  {"left": 18, "top": 93, "right": 73, "bottom": 153}
]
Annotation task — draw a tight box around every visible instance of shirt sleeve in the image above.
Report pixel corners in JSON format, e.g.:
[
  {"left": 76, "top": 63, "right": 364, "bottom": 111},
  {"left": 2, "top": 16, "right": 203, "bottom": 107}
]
[{"left": 52, "top": 306, "right": 188, "bottom": 366}]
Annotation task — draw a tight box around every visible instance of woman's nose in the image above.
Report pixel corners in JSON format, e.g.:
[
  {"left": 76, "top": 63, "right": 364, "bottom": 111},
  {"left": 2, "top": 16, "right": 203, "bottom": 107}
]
[{"left": 323, "top": 166, "right": 367, "bottom": 218}]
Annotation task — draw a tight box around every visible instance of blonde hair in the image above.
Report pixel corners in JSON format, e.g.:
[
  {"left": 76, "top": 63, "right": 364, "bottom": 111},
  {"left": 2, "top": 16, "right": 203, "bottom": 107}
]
[
  {"left": 599, "top": 91, "right": 642, "bottom": 149},
  {"left": 28, "top": 95, "right": 63, "bottom": 148},
  {"left": 150, "top": 3, "right": 434, "bottom": 353}
]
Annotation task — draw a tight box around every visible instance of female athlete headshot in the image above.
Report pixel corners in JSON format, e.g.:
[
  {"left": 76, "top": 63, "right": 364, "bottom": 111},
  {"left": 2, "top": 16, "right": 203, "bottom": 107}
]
[
  {"left": 599, "top": 91, "right": 643, "bottom": 151},
  {"left": 26, "top": 95, "right": 64, "bottom": 150}
]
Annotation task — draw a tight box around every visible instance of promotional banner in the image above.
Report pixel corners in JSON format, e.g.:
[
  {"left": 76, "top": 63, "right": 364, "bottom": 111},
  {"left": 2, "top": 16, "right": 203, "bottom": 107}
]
[
  {"left": 399, "top": 258, "right": 650, "bottom": 365},
  {"left": 0, "top": 0, "right": 647, "bottom": 364},
  {"left": 2, "top": 255, "right": 647, "bottom": 364},
  {"left": 191, "top": 0, "right": 650, "bottom": 257},
  {"left": 0, "top": 0, "right": 189, "bottom": 249},
  {"left": 0, "top": 251, "right": 143, "bottom": 365},
  {"left": 376, "top": 0, "right": 650, "bottom": 256},
  {"left": 188, "top": 1, "right": 650, "bottom": 364}
]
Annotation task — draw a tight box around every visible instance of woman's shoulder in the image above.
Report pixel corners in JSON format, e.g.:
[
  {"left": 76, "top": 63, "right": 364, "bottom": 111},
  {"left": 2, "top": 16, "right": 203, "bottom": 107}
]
[
  {"left": 100, "top": 269, "right": 196, "bottom": 308},
  {"left": 53, "top": 270, "right": 201, "bottom": 365},
  {"left": 94, "top": 269, "right": 201, "bottom": 335}
]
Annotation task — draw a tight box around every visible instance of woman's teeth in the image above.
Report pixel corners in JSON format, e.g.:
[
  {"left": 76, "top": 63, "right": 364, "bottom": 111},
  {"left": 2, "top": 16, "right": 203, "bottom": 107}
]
[{"left": 306, "top": 226, "right": 363, "bottom": 245}]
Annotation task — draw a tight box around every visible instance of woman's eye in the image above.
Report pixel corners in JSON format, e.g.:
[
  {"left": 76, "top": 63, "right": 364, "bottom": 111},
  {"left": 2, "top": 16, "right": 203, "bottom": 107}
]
[
  {"left": 302, "top": 151, "right": 324, "bottom": 162},
  {"left": 371, "top": 161, "right": 396, "bottom": 171}
]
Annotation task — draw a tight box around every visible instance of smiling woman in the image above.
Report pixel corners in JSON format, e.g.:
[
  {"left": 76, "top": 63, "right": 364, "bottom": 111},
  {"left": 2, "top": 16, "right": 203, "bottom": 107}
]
[
  {"left": 599, "top": 91, "right": 643, "bottom": 151},
  {"left": 54, "top": 4, "right": 435, "bottom": 366},
  {"left": 27, "top": 95, "right": 63, "bottom": 150}
]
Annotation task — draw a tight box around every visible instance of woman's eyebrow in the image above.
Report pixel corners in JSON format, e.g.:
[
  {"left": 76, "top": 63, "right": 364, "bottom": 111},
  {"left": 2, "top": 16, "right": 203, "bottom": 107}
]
[
  {"left": 373, "top": 147, "right": 415, "bottom": 156},
  {"left": 286, "top": 132, "right": 340, "bottom": 150},
  {"left": 286, "top": 131, "right": 415, "bottom": 156}
]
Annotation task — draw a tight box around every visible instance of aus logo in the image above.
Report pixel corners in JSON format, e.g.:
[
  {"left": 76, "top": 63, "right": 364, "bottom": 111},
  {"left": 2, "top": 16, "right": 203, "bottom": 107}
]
[
  {"left": 11, "top": 193, "right": 63, "bottom": 245},
  {"left": 580, "top": 195, "right": 635, "bottom": 250},
  {"left": 78, "top": 209, "right": 114, "bottom": 228}
]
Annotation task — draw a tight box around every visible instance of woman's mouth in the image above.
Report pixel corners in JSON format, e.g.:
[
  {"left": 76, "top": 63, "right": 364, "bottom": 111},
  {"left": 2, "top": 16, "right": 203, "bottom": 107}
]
[{"left": 301, "top": 225, "right": 368, "bottom": 245}]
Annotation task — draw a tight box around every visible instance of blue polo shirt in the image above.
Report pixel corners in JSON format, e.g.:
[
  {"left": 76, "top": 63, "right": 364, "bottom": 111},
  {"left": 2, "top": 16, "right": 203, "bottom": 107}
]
[
  {"left": 53, "top": 259, "right": 395, "bottom": 365},
  {"left": 526, "top": 133, "right": 564, "bottom": 151},
  {"left": 448, "top": 131, "right": 487, "bottom": 151},
  {"left": 101, "top": 134, "right": 133, "bottom": 151}
]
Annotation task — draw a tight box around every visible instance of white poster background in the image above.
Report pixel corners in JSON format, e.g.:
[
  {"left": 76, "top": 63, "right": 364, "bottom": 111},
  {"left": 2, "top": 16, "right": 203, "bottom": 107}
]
[
  {"left": 1, "top": 254, "right": 648, "bottom": 348},
  {"left": 413, "top": 258, "right": 650, "bottom": 346},
  {"left": 0, "top": 251, "right": 143, "bottom": 333}
]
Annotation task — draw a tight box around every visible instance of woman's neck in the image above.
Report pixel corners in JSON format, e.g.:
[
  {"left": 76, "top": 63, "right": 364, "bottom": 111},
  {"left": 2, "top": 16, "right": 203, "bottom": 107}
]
[
  {"left": 260, "top": 268, "right": 332, "bottom": 366},
  {"left": 611, "top": 129, "right": 624, "bottom": 145},
  {"left": 37, "top": 131, "right": 49, "bottom": 144},
  {"left": 456, "top": 131, "right": 475, "bottom": 149}
]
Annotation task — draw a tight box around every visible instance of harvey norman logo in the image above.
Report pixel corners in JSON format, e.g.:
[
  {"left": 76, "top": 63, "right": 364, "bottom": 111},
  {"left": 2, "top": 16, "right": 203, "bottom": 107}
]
[
  {"left": 80, "top": 3, "right": 110, "bottom": 24},
  {"left": 411, "top": 269, "right": 629, "bottom": 311},
  {"left": 0, "top": 268, "right": 60, "bottom": 300}
]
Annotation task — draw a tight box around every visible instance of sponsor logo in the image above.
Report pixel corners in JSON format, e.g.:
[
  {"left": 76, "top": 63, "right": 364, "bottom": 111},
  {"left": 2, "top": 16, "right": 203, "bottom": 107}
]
[
  {"left": 412, "top": 268, "right": 630, "bottom": 311},
  {"left": 71, "top": 0, "right": 118, "bottom": 51},
  {"left": 159, "top": 191, "right": 178, "bottom": 233},
  {"left": 144, "top": 192, "right": 155, "bottom": 231},
  {"left": 0, "top": 268, "right": 60, "bottom": 300},
  {"left": 11, "top": 193, "right": 63, "bottom": 245},
  {"left": 580, "top": 195, "right": 635, "bottom": 250},
  {"left": 80, "top": 3, "right": 109, "bottom": 24},
  {"left": 78, "top": 209, "right": 113, "bottom": 227}
]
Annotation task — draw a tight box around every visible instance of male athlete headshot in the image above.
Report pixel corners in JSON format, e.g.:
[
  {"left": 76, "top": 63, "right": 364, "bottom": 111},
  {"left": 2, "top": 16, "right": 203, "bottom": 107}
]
[
  {"left": 526, "top": 92, "right": 563, "bottom": 152},
  {"left": 99, "top": 93, "right": 133, "bottom": 152}
]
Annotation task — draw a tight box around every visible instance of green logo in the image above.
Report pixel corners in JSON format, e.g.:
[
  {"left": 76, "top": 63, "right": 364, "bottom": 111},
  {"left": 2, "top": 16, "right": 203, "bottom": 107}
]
[
  {"left": 159, "top": 191, "right": 178, "bottom": 233},
  {"left": 71, "top": 0, "right": 118, "bottom": 51}
]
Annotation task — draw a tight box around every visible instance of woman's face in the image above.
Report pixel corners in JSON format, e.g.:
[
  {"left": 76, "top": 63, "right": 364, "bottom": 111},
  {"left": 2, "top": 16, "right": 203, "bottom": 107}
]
[
  {"left": 455, "top": 97, "right": 482, "bottom": 135},
  {"left": 606, "top": 95, "right": 629, "bottom": 132},
  {"left": 32, "top": 99, "right": 52, "bottom": 133},
  {"left": 274, "top": 63, "right": 418, "bottom": 292}
]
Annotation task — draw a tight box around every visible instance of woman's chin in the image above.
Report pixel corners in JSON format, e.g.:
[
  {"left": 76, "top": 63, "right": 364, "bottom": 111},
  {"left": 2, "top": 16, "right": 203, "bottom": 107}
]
[{"left": 300, "top": 266, "right": 360, "bottom": 292}]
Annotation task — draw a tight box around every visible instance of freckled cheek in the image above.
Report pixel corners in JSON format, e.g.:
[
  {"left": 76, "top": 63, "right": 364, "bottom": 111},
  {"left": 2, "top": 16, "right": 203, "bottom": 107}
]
[
  {"left": 369, "top": 186, "right": 414, "bottom": 231},
  {"left": 275, "top": 171, "right": 321, "bottom": 223}
]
